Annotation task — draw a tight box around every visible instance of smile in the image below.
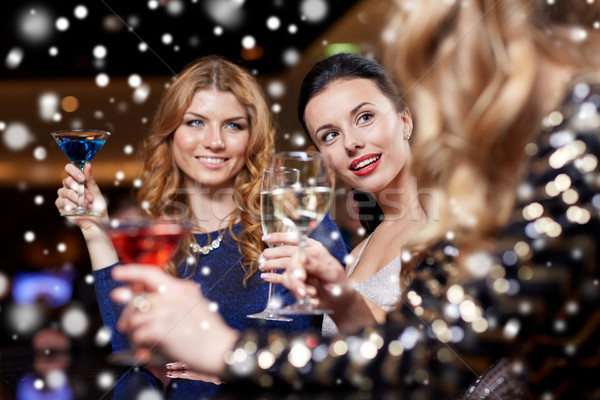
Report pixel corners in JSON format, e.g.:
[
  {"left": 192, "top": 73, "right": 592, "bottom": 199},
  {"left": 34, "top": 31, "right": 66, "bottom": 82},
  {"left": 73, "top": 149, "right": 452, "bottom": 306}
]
[
  {"left": 350, "top": 155, "right": 381, "bottom": 171},
  {"left": 196, "top": 156, "right": 227, "bottom": 164}
]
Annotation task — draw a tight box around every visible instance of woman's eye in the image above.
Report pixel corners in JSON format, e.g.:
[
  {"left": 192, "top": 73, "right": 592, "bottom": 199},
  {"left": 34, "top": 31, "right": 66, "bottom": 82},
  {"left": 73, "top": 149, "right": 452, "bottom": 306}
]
[
  {"left": 321, "top": 131, "right": 339, "bottom": 143},
  {"left": 185, "top": 119, "right": 204, "bottom": 127},
  {"left": 226, "top": 122, "right": 243, "bottom": 130},
  {"left": 358, "top": 112, "right": 374, "bottom": 124}
]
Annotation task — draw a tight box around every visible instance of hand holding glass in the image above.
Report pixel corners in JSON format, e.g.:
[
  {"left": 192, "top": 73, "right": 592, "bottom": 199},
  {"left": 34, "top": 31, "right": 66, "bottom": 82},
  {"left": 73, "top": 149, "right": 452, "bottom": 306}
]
[
  {"left": 106, "top": 216, "right": 189, "bottom": 365},
  {"left": 247, "top": 167, "right": 299, "bottom": 321},
  {"left": 51, "top": 129, "right": 110, "bottom": 216},
  {"left": 271, "top": 151, "right": 334, "bottom": 315}
]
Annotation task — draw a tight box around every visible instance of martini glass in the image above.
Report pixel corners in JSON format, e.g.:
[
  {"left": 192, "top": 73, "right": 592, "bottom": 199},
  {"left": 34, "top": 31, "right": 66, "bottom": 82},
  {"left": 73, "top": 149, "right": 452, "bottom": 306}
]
[
  {"left": 247, "top": 167, "right": 299, "bottom": 322},
  {"left": 51, "top": 129, "right": 110, "bottom": 217},
  {"left": 106, "top": 216, "right": 190, "bottom": 365},
  {"left": 271, "top": 151, "right": 335, "bottom": 315}
]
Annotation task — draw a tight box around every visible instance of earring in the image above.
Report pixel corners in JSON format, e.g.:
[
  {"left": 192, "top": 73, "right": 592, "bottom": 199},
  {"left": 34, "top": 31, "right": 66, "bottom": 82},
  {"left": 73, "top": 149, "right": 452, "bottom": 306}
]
[{"left": 404, "top": 134, "right": 411, "bottom": 140}]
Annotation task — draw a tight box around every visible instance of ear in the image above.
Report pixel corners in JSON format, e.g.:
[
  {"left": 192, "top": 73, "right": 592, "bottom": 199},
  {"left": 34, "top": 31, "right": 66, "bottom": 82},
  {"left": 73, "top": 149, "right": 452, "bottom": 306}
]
[{"left": 399, "top": 108, "right": 413, "bottom": 140}]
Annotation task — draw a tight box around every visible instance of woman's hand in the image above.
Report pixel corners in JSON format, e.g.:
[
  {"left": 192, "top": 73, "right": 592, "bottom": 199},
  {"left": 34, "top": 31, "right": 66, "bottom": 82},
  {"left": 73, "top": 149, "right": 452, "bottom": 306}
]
[
  {"left": 111, "top": 265, "right": 239, "bottom": 377},
  {"left": 55, "top": 163, "right": 108, "bottom": 231},
  {"left": 261, "top": 236, "right": 376, "bottom": 333}
]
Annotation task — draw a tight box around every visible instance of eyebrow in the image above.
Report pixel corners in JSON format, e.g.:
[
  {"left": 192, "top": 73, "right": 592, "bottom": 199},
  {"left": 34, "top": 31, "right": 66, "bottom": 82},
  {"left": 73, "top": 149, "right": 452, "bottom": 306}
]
[
  {"left": 184, "top": 111, "right": 247, "bottom": 123},
  {"left": 313, "top": 101, "right": 373, "bottom": 136}
]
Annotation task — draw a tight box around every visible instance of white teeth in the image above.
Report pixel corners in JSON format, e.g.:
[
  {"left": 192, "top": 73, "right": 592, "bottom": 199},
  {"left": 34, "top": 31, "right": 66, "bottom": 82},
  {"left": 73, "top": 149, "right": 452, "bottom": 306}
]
[
  {"left": 353, "top": 156, "right": 380, "bottom": 170},
  {"left": 197, "top": 157, "right": 225, "bottom": 164}
]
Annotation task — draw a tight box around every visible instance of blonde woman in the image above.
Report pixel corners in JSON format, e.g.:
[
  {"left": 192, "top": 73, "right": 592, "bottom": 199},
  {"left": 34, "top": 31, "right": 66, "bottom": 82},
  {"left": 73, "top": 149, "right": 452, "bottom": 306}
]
[
  {"left": 112, "top": 1, "right": 600, "bottom": 398},
  {"left": 55, "top": 55, "right": 347, "bottom": 353}
]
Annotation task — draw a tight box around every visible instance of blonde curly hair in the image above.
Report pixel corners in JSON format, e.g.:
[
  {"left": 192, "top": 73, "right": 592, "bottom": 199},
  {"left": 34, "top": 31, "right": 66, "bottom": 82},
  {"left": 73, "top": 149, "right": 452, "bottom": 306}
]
[
  {"left": 385, "top": 0, "right": 600, "bottom": 257},
  {"left": 136, "top": 55, "right": 274, "bottom": 283}
]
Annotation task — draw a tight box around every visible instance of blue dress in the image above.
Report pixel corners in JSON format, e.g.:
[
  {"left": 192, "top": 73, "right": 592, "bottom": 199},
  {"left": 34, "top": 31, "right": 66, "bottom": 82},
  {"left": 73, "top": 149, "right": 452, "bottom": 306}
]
[{"left": 93, "top": 213, "right": 348, "bottom": 351}]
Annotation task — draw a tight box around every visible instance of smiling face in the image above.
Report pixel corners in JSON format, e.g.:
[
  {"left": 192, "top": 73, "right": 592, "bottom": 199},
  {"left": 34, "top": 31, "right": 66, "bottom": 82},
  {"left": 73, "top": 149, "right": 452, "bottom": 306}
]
[
  {"left": 172, "top": 88, "right": 250, "bottom": 190},
  {"left": 304, "top": 78, "right": 413, "bottom": 195}
]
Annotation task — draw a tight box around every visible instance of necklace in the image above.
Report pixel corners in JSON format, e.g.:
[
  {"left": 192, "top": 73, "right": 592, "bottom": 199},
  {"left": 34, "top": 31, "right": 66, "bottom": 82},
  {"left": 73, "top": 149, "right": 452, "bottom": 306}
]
[{"left": 190, "top": 233, "right": 224, "bottom": 255}]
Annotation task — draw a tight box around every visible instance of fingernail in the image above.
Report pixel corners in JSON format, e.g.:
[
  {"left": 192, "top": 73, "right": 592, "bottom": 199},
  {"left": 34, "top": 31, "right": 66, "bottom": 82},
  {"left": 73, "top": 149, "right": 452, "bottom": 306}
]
[
  {"left": 260, "top": 273, "right": 271, "bottom": 280},
  {"left": 165, "top": 363, "right": 174, "bottom": 370},
  {"left": 258, "top": 254, "right": 265, "bottom": 270},
  {"left": 262, "top": 234, "right": 271, "bottom": 241},
  {"left": 297, "top": 286, "right": 306, "bottom": 297}
]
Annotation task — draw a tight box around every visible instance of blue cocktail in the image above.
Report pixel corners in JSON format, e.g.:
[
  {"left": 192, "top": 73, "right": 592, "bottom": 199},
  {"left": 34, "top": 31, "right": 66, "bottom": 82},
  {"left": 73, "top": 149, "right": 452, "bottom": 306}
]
[{"left": 51, "top": 129, "right": 111, "bottom": 216}]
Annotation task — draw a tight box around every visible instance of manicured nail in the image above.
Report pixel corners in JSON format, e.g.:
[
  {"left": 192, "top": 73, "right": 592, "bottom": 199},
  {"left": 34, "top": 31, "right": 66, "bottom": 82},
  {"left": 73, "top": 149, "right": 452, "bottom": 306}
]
[
  {"left": 165, "top": 363, "right": 174, "bottom": 370},
  {"left": 262, "top": 234, "right": 271, "bottom": 241},
  {"left": 258, "top": 254, "right": 265, "bottom": 270},
  {"left": 260, "top": 273, "right": 271, "bottom": 280}
]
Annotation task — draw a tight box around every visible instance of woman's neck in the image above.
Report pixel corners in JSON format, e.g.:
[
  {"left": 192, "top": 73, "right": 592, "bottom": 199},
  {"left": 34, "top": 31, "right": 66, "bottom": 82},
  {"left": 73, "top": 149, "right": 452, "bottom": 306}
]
[
  {"left": 184, "top": 180, "right": 238, "bottom": 232},
  {"left": 373, "top": 161, "right": 424, "bottom": 224}
]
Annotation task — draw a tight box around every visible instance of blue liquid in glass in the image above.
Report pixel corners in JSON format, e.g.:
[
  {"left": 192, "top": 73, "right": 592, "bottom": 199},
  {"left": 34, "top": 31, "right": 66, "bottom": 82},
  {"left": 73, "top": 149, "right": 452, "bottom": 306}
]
[{"left": 58, "top": 139, "right": 106, "bottom": 170}]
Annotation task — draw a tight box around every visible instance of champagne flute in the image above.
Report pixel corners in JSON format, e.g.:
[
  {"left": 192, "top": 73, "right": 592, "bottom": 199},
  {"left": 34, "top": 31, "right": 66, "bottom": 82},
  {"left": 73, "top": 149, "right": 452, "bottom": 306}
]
[
  {"left": 106, "top": 216, "right": 190, "bottom": 365},
  {"left": 50, "top": 129, "right": 110, "bottom": 217},
  {"left": 271, "top": 151, "right": 334, "bottom": 315},
  {"left": 247, "top": 167, "right": 299, "bottom": 321}
]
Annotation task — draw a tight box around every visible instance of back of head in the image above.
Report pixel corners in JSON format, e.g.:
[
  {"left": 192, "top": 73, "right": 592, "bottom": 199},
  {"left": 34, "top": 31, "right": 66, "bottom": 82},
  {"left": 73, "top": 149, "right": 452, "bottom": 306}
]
[{"left": 384, "top": 0, "right": 600, "bottom": 246}]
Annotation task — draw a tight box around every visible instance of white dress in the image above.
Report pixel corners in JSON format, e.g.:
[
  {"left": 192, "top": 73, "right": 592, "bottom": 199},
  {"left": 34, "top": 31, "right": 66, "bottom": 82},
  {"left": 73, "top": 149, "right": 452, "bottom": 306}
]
[{"left": 321, "top": 234, "right": 402, "bottom": 337}]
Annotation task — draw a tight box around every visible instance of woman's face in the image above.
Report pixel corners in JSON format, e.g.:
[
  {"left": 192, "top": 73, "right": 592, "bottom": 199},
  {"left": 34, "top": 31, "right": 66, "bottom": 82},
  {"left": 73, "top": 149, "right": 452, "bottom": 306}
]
[
  {"left": 173, "top": 88, "right": 249, "bottom": 190},
  {"left": 304, "top": 78, "right": 412, "bottom": 194}
]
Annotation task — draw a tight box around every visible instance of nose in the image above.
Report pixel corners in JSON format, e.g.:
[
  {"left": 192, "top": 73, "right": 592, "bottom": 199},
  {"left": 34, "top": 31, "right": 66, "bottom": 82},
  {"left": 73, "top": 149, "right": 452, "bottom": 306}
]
[
  {"left": 202, "top": 122, "right": 225, "bottom": 151},
  {"left": 344, "top": 131, "right": 365, "bottom": 155}
]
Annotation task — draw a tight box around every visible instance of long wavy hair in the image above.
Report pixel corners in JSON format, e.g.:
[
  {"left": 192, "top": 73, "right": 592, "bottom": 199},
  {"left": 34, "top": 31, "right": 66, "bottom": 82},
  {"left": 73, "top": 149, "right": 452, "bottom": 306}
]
[
  {"left": 385, "top": 0, "right": 600, "bottom": 264},
  {"left": 136, "top": 55, "right": 274, "bottom": 282}
]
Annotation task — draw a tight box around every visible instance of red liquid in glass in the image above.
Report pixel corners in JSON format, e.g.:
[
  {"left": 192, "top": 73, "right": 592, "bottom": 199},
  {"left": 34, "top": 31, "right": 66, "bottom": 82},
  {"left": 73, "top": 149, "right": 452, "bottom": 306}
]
[{"left": 109, "top": 223, "right": 187, "bottom": 268}]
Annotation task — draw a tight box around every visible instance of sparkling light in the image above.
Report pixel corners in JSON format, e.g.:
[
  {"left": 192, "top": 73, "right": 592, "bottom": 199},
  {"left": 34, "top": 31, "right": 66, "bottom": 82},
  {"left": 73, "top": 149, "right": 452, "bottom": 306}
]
[
  {"left": 61, "top": 306, "right": 89, "bottom": 337},
  {"left": 97, "top": 371, "right": 115, "bottom": 389},
  {"left": 267, "top": 80, "right": 285, "bottom": 98},
  {"left": 93, "top": 45, "right": 107, "bottom": 59},
  {"left": 56, "top": 17, "right": 70, "bottom": 31},
  {"left": 74, "top": 5, "right": 88, "bottom": 19},
  {"left": 24, "top": 231, "right": 35, "bottom": 242},
  {"left": 19, "top": 8, "right": 52, "bottom": 44},
  {"left": 241, "top": 35, "right": 256, "bottom": 49},
  {"left": 6, "top": 47, "right": 24, "bottom": 69},
  {"left": 300, "top": 0, "right": 329, "bottom": 23},
  {"left": 96, "top": 73, "right": 110, "bottom": 87},
  {"left": 266, "top": 16, "right": 281, "bottom": 30},
  {"left": 133, "top": 84, "right": 150, "bottom": 104},
  {"left": 33, "top": 146, "right": 47, "bottom": 161}
]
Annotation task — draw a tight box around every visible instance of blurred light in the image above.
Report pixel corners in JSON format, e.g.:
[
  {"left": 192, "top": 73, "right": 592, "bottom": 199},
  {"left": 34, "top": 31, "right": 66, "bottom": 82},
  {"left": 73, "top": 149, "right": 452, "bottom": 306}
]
[
  {"left": 324, "top": 43, "right": 359, "bottom": 57},
  {"left": 61, "top": 96, "right": 79, "bottom": 112},
  {"left": 24, "top": 231, "right": 35, "bottom": 242},
  {"left": 214, "top": 26, "right": 224, "bottom": 36},
  {"left": 128, "top": 74, "right": 142, "bottom": 88},
  {"left": 74, "top": 5, "right": 88, "bottom": 19},
  {"left": 3, "top": 122, "right": 33, "bottom": 151},
  {"left": 0, "top": 272, "right": 9, "bottom": 299},
  {"left": 7, "top": 303, "right": 45, "bottom": 335},
  {"left": 267, "top": 80, "right": 285, "bottom": 98},
  {"left": 124, "top": 144, "right": 134, "bottom": 155},
  {"left": 148, "top": 0, "right": 159, "bottom": 10},
  {"left": 97, "top": 371, "right": 115, "bottom": 389},
  {"left": 61, "top": 305, "right": 89, "bottom": 337},
  {"left": 6, "top": 47, "right": 25, "bottom": 69},
  {"left": 101, "top": 15, "right": 123, "bottom": 33},
  {"left": 18, "top": 8, "right": 53, "bottom": 44},
  {"left": 13, "top": 270, "right": 73, "bottom": 308},
  {"left": 300, "top": 0, "right": 329, "bottom": 23},
  {"left": 39, "top": 92, "right": 59, "bottom": 121},
  {"left": 204, "top": 0, "right": 245, "bottom": 29},
  {"left": 55, "top": 17, "right": 69, "bottom": 31},
  {"left": 93, "top": 45, "right": 107, "bottom": 59},
  {"left": 271, "top": 103, "right": 281, "bottom": 113},
  {"left": 133, "top": 84, "right": 151, "bottom": 104},
  {"left": 162, "top": 33, "right": 173, "bottom": 45},
  {"left": 96, "top": 73, "right": 110, "bottom": 87},
  {"left": 242, "top": 35, "right": 256, "bottom": 49},
  {"left": 288, "top": 24, "right": 298, "bottom": 34},
  {"left": 49, "top": 46, "right": 59, "bottom": 56},
  {"left": 33, "top": 147, "right": 47, "bottom": 161},
  {"left": 166, "top": 0, "right": 185, "bottom": 16},
  {"left": 282, "top": 48, "right": 300, "bottom": 66},
  {"left": 266, "top": 16, "right": 281, "bottom": 30},
  {"left": 240, "top": 46, "right": 263, "bottom": 61}
]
